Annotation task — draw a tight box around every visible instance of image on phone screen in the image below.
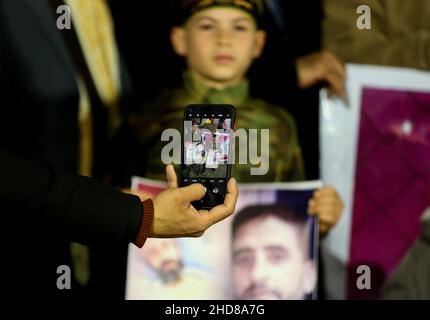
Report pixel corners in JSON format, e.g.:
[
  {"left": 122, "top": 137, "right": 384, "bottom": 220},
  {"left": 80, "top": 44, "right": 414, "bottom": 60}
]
[{"left": 180, "top": 104, "right": 236, "bottom": 209}]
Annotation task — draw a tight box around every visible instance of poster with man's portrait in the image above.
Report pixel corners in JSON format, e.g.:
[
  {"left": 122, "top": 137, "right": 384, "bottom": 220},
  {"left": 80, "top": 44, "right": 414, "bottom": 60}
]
[{"left": 126, "top": 178, "right": 321, "bottom": 300}]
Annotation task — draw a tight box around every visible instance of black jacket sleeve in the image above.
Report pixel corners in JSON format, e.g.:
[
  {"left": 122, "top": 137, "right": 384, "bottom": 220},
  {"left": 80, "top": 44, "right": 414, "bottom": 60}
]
[{"left": 0, "top": 148, "right": 143, "bottom": 246}]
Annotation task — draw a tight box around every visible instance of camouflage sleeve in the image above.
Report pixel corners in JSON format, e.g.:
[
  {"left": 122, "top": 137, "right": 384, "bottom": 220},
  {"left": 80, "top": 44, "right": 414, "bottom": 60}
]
[{"left": 277, "top": 107, "right": 306, "bottom": 182}]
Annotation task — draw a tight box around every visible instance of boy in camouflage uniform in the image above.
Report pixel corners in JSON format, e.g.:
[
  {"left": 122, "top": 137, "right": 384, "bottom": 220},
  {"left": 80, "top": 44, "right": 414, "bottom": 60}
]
[
  {"left": 134, "top": 0, "right": 303, "bottom": 183},
  {"left": 129, "top": 0, "right": 343, "bottom": 235}
]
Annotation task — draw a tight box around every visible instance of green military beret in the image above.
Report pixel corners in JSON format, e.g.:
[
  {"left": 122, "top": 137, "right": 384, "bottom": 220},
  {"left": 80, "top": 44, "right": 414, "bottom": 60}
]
[{"left": 173, "top": 0, "right": 266, "bottom": 27}]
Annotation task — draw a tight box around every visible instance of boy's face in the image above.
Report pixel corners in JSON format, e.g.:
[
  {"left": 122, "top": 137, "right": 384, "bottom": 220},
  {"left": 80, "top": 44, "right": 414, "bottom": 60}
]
[{"left": 171, "top": 7, "right": 266, "bottom": 88}]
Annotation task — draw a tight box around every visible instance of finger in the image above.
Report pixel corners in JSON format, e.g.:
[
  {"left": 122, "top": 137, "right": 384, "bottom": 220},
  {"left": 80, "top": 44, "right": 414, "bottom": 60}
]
[
  {"left": 166, "top": 165, "right": 178, "bottom": 189},
  {"left": 313, "top": 192, "right": 343, "bottom": 215},
  {"left": 320, "top": 218, "right": 334, "bottom": 230},
  {"left": 307, "top": 199, "right": 317, "bottom": 215},
  {"left": 316, "top": 207, "right": 340, "bottom": 226},
  {"left": 177, "top": 183, "right": 206, "bottom": 203},
  {"left": 321, "top": 50, "right": 345, "bottom": 82},
  {"left": 327, "top": 62, "right": 345, "bottom": 94},
  {"left": 310, "top": 190, "right": 333, "bottom": 208},
  {"left": 224, "top": 177, "right": 239, "bottom": 212},
  {"left": 325, "top": 71, "right": 345, "bottom": 97},
  {"left": 321, "top": 70, "right": 342, "bottom": 97},
  {"left": 313, "top": 188, "right": 343, "bottom": 205},
  {"left": 313, "top": 196, "right": 340, "bottom": 210},
  {"left": 319, "top": 215, "right": 336, "bottom": 229},
  {"left": 324, "top": 50, "right": 345, "bottom": 80},
  {"left": 318, "top": 214, "right": 332, "bottom": 226},
  {"left": 207, "top": 177, "right": 238, "bottom": 225},
  {"left": 319, "top": 54, "right": 345, "bottom": 96}
]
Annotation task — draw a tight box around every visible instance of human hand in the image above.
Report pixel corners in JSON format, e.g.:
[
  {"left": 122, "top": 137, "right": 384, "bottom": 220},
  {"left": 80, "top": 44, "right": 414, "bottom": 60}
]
[
  {"left": 295, "top": 49, "right": 345, "bottom": 97},
  {"left": 150, "top": 165, "right": 238, "bottom": 238},
  {"left": 307, "top": 187, "right": 344, "bottom": 237}
]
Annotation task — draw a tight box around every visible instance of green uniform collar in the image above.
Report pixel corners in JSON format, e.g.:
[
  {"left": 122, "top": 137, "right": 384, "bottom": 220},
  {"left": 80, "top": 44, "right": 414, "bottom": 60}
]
[{"left": 183, "top": 71, "right": 249, "bottom": 106}]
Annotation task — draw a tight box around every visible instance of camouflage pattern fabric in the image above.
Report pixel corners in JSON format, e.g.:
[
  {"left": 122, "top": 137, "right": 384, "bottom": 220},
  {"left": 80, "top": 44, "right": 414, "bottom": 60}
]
[{"left": 132, "top": 71, "right": 305, "bottom": 183}]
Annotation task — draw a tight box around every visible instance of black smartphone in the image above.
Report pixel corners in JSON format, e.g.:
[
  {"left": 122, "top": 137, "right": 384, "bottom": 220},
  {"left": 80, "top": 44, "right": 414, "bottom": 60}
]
[{"left": 179, "top": 104, "right": 236, "bottom": 210}]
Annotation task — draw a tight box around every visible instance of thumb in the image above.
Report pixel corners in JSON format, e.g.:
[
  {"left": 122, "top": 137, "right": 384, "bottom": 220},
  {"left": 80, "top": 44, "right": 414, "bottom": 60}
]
[
  {"left": 166, "top": 164, "right": 178, "bottom": 189},
  {"left": 178, "top": 183, "right": 206, "bottom": 203}
]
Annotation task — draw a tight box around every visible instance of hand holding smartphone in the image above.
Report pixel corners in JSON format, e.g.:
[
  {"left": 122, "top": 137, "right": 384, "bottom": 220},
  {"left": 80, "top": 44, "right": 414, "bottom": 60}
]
[{"left": 180, "top": 104, "right": 236, "bottom": 210}]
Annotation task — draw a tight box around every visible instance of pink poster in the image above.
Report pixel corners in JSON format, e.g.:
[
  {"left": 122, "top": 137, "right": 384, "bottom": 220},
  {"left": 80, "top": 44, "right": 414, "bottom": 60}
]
[{"left": 348, "top": 88, "right": 430, "bottom": 299}]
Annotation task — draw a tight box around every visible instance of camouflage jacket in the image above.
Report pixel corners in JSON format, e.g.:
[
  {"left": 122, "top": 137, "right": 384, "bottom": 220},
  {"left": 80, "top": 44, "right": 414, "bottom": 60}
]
[{"left": 133, "top": 72, "right": 305, "bottom": 183}]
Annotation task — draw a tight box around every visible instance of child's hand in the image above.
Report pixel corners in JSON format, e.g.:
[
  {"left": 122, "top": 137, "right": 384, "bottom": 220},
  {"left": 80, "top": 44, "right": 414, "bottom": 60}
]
[{"left": 307, "top": 187, "right": 344, "bottom": 237}]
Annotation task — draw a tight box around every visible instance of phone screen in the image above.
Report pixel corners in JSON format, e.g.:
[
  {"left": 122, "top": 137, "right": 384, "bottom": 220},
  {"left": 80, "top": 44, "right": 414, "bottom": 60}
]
[{"left": 180, "top": 104, "right": 235, "bottom": 209}]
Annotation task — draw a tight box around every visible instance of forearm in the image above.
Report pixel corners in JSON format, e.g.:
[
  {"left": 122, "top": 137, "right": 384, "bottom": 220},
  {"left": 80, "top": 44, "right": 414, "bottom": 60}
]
[
  {"left": 0, "top": 148, "right": 144, "bottom": 246},
  {"left": 53, "top": 172, "right": 144, "bottom": 246}
]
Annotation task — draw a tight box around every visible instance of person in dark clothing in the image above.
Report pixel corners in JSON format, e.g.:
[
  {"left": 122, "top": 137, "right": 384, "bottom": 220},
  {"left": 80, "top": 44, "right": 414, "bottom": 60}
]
[{"left": 0, "top": 148, "right": 238, "bottom": 298}]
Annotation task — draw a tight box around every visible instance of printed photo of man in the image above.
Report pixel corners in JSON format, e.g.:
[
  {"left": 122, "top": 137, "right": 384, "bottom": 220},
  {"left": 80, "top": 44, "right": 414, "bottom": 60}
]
[{"left": 232, "top": 204, "right": 317, "bottom": 300}]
